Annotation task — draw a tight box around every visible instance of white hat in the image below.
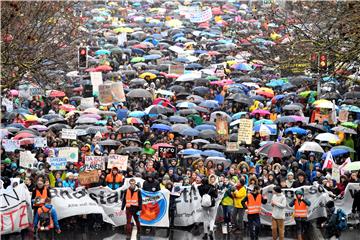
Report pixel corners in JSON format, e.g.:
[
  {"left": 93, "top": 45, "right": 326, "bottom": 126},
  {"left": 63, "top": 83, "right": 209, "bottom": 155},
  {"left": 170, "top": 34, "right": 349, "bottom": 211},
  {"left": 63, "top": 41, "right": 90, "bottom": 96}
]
[{"left": 66, "top": 172, "right": 74, "bottom": 178}]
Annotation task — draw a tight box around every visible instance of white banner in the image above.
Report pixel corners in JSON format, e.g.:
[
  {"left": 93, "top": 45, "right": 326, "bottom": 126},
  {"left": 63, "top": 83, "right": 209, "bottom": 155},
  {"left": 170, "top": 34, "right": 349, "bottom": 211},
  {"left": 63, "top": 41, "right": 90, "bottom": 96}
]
[
  {"left": 190, "top": 7, "right": 213, "bottom": 23},
  {"left": 61, "top": 129, "right": 77, "bottom": 140},
  {"left": 2, "top": 139, "right": 20, "bottom": 152},
  {"left": 0, "top": 184, "right": 32, "bottom": 235}
]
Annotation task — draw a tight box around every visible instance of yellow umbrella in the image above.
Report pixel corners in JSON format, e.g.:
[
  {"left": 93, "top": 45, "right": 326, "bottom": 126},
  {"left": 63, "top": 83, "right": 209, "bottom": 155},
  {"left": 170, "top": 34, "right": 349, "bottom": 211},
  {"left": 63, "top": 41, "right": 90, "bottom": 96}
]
[
  {"left": 139, "top": 72, "right": 157, "bottom": 80},
  {"left": 113, "top": 27, "right": 134, "bottom": 33},
  {"left": 226, "top": 60, "right": 237, "bottom": 66},
  {"left": 166, "top": 19, "right": 183, "bottom": 28},
  {"left": 257, "top": 87, "right": 274, "bottom": 94},
  {"left": 24, "top": 114, "right": 38, "bottom": 121},
  {"left": 313, "top": 99, "right": 334, "bottom": 109},
  {"left": 270, "top": 32, "right": 281, "bottom": 41}
]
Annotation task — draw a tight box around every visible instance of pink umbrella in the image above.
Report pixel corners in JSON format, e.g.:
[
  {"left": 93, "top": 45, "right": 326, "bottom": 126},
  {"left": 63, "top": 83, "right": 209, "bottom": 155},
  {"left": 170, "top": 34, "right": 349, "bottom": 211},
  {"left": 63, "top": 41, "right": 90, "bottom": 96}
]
[
  {"left": 152, "top": 143, "right": 174, "bottom": 150},
  {"left": 59, "top": 104, "right": 76, "bottom": 112},
  {"left": 81, "top": 113, "right": 102, "bottom": 120},
  {"left": 10, "top": 90, "right": 19, "bottom": 96},
  {"left": 95, "top": 65, "right": 112, "bottom": 72},
  {"left": 287, "top": 115, "right": 306, "bottom": 122},
  {"left": 85, "top": 68, "right": 98, "bottom": 72},
  {"left": 251, "top": 109, "right": 271, "bottom": 117}
]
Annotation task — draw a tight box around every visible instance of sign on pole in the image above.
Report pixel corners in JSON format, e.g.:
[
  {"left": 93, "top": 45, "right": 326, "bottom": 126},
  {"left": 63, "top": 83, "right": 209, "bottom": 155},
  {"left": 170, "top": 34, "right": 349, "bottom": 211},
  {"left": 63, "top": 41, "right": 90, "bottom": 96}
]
[
  {"left": 226, "top": 142, "right": 239, "bottom": 152},
  {"left": 61, "top": 129, "right": 77, "bottom": 140},
  {"left": 85, "top": 156, "right": 105, "bottom": 170},
  {"left": 34, "top": 137, "right": 47, "bottom": 148},
  {"left": 107, "top": 155, "right": 128, "bottom": 171},
  {"left": 111, "top": 82, "right": 126, "bottom": 102},
  {"left": 90, "top": 72, "right": 103, "bottom": 94},
  {"left": 237, "top": 119, "right": 253, "bottom": 145},
  {"left": 158, "top": 146, "right": 177, "bottom": 159}
]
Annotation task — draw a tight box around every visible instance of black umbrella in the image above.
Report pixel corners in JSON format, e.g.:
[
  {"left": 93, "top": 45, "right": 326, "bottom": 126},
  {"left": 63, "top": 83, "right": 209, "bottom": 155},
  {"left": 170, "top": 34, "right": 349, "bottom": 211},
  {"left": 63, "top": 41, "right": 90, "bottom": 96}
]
[
  {"left": 117, "top": 125, "right": 140, "bottom": 133},
  {"left": 86, "top": 126, "right": 109, "bottom": 134},
  {"left": 117, "top": 146, "right": 143, "bottom": 154},
  {"left": 98, "top": 140, "right": 122, "bottom": 146},
  {"left": 168, "top": 85, "right": 185, "bottom": 93},
  {"left": 48, "top": 123, "right": 71, "bottom": 131},
  {"left": 178, "top": 109, "right": 198, "bottom": 116},
  {"left": 119, "top": 138, "right": 142, "bottom": 144},
  {"left": 203, "top": 143, "right": 226, "bottom": 151},
  {"left": 199, "top": 129, "right": 217, "bottom": 139},
  {"left": 344, "top": 91, "right": 360, "bottom": 99},
  {"left": 44, "top": 118, "right": 66, "bottom": 126},
  {"left": 127, "top": 89, "right": 152, "bottom": 98}
]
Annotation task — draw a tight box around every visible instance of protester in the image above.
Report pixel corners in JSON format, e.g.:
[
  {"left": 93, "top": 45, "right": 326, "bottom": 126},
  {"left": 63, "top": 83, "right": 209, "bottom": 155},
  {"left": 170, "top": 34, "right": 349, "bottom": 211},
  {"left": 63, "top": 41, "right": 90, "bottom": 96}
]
[
  {"left": 289, "top": 190, "right": 311, "bottom": 240},
  {"left": 33, "top": 197, "right": 61, "bottom": 239},
  {"left": 271, "top": 186, "right": 286, "bottom": 240},
  {"left": 231, "top": 178, "right": 247, "bottom": 232}
]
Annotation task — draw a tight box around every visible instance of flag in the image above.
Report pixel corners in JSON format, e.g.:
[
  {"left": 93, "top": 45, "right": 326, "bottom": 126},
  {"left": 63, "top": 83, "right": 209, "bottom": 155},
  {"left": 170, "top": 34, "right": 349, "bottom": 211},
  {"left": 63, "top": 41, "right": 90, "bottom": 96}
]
[
  {"left": 322, "top": 151, "right": 334, "bottom": 170},
  {"left": 331, "top": 100, "right": 337, "bottom": 125},
  {"left": 339, "top": 157, "right": 351, "bottom": 175}
]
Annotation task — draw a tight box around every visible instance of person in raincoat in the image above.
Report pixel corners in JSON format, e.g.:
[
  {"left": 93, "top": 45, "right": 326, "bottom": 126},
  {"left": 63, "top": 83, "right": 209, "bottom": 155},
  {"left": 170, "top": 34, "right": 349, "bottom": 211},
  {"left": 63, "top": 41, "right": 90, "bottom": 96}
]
[{"left": 143, "top": 140, "right": 155, "bottom": 156}]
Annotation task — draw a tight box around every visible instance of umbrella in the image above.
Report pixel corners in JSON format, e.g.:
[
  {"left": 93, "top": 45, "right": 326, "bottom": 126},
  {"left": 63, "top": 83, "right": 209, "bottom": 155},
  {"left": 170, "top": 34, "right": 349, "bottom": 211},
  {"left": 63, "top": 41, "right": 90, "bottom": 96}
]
[
  {"left": 86, "top": 126, "right": 109, "bottom": 134},
  {"left": 205, "top": 157, "right": 231, "bottom": 168},
  {"left": 169, "top": 116, "right": 188, "bottom": 123},
  {"left": 199, "top": 100, "right": 219, "bottom": 109},
  {"left": 95, "top": 49, "right": 111, "bottom": 55},
  {"left": 312, "top": 99, "right": 334, "bottom": 109},
  {"left": 331, "top": 126, "right": 357, "bottom": 134},
  {"left": 210, "top": 111, "right": 231, "bottom": 122},
  {"left": 315, "top": 133, "right": 339, "bottom": 142},
  {"left": 257, "top": 142, "right": 294, "bottom": 158},
  {"left": 145, "top": 105, "right": 173, "bottom": 115},
  {"left": 76, "top": 117, "right": 98, "bottom": 124},
  {"left": 251, "top": 109, "right": 270, "bottom": 117},
  {"left": 171, "top": 124, "right": 191, "bottom": 133},
  {"left": 194, "top": 124, "right": 216, "bottom": 131},
  {"left": 178, "top": 109, "right": 198, "bottom": 116},
  {"left": 139, "top": 72, "right": 157, "bottom": 80},
  {"left": 202, "top": 150, "right": 225, "bottom": 157},
  {"left": 98, "top": 140, "right": 121, "bottom": 146},
  {"left": 199, "top": 129, "right": 217, "bottom": 139},
  {"left": 178, "top": 149, "right": 203, "bottom": 155},
  {"left": 12, "top": 132, "right": 36, "bottom": 140},
  {"left": 151, "top": 124, "right": 172, "bottom": 131},
  {"left": 176, "top": 102, "right": 197, "bottom": 109},
  {"left": 191, "top": 139, "right": 210, "bottom": 145},
  {"left": 284, "top": 127, "right": 308, "bottom": 135},
  {"left": 203, "top": 144, "right": 226, "bottom": 151},
  {"left": 180, "top": 128, "right": 200, "bottom": 136},
  {"left": 283, "top": 104, "right": 302, "bottom": 111},
  {"left": 253, "top": 124, "right": 276, "bottom": 135},
  {"left": 127, "top": 117, "right": 143, "bottom": 125},
  {"left": 152, "top": 143, "right": 174, "bottom": 150},
  {"left": 117, "top": 147, "right": 143, "bottom": 154},
  {"left": 48, "top": 123, "right": 71, "bottom": 131},
  {"left": 130, "top": 57, "right": 145, "bottom": 63},
  {"left": 305, "top": 123, "right": 327, "bottom": 133},
  {"left": 117, "top": 125, "right": 140, "bottom": 133},
  {"left": 254, "top": 119, "right": 274, "bottom": 126},
  {"left": 344, "top": 162, "right": 360, "bottom": 171},
  {"left": 29, "top": 125, "right": 48, "bottom": 131},
  {"left": 48, "top": 90, "right": 66, "bottom": 98},
  {"left": 127, "top": 89, "right": 152, "bottom": 98},
  {"left": 128, "top": 111, "right": 146, "bottom": 118},
  {"left": 298, "top": 141, "right": 324, "bottom": 153}
]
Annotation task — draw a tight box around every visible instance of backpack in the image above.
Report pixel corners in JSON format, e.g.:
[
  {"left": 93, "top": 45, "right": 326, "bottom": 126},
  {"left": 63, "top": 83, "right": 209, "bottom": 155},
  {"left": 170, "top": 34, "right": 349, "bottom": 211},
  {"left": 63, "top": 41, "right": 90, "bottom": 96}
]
[
  {"left": 201, "top": 187, "right": 212, "bottom": 208},
  {"left": 38, "top": 207, "right": 52, "bottom": 230},
  {"left": 336, "top": 208, "right": 348, "bottom": 231}
]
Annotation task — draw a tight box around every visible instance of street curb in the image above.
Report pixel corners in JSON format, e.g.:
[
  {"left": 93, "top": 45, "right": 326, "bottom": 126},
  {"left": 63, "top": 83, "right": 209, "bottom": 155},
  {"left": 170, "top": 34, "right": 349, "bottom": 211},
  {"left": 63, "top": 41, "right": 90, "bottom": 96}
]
[{"left": 307, "top": 222, "right": 324, "bottom": 240}]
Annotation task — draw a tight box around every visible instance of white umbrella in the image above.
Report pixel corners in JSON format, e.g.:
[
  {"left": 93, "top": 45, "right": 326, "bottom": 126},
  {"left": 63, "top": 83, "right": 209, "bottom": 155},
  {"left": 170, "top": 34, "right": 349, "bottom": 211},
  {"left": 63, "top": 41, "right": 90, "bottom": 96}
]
[
  {"left": 298, "top": 141, "right": 324, "bottom": 153},
  {"left": 315, "top": 133, "right": 339, "bottom": 142}
]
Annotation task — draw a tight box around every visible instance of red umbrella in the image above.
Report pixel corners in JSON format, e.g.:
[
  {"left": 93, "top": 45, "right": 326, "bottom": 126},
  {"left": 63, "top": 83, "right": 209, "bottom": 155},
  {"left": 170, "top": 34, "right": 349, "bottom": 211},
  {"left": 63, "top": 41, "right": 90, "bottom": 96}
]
[
  {"left": 95, "top": 65, "right": 112, "bottom": 72},
  {"left": 49, "top": 90, "right": 66, "bottom": 98},
  {"left": 13, "top": 132, "right": 36, "bottom": 140},
  {"left": 152, "top": 143, "right": 173, "bottom": 150},
  {"left": 59, "top": 104, "right": 76, "bottom": 112},
  {"left": 85, "top": 67, "right": 98, "bottom": 72},
  {"left": 19, "top": 138, "right": 35, "bottom": 145},
  {"left": 132, "top": 43, "right": 148, "bottom": 49},
  {"left": 212, "top": 7, "right": 223, "bottom": 15},
  {"left": 165, "top": 74, "right": 180, "bottom": 79},
  {"left": 257, "top": 142, "right": 293, "bottom": 158}
]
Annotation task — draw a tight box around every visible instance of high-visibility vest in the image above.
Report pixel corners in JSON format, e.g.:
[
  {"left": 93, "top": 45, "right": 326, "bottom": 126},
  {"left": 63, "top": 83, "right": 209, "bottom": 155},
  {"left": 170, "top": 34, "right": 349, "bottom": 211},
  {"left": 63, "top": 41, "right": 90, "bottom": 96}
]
[
  {"left": 294, "top": 200, "right": 308, "bottom": 218},
  {"left": 247, "top": 193, "right": 262, "bottom": 215},
  {"left": 37, "top": 206, "right": 54, "bottom": 230},
  {"left": 34, "top": 187, "right": 47, "bottom": 207},
  {"left": 105, "top": 173, "right": 123, "bottom": 183},
  {"left": 126, "top": 189, "right": 139, "bottom": 207}
]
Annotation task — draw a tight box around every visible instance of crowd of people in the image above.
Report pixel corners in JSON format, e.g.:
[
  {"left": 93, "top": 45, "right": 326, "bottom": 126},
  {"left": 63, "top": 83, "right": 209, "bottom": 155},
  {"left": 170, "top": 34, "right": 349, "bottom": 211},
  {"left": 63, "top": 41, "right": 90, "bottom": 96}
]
[{"left": 1, "top": 1, "right": 360, "bottom": 240}]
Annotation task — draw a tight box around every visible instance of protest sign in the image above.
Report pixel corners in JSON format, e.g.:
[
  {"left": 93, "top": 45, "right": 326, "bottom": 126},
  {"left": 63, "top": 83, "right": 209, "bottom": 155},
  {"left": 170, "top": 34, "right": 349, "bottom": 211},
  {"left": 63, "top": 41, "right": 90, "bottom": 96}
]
[
  {"left": 61, "top": 129, "right": 77, "bottom": 140},
  {"left": 216, "top": 117, "right": 229, "bottom": 140},
  {"left": 80, "top": 97, "right": 94, "bottom": 107},
  {"left": 226, "top": 142, "right": 239, "bottom": 152},
  {"left": 158, "top": 146, "right": 177, "bottom": 159},
  {"left": 98, "top": 84, "right": 113, "bottom": 104},
  {"left": 34, "top": 137, "right": 47, "bottom": 148},
  {"left": 2, "top": 98, "right": 13, "bottom": 112},
  {"left": 111, "top": 82, "right": 126, "bottom": 102},
  {"left": 47, "top": 157, "right": 67, "bottom": 170},
  {"left": 338, "top": 109, "right": 349, "bottom": 122},
  {"left": 107, "top": 155, "right": 128, "bottom": 171},
  {"left": 332, "top": 163, "right": 340, "bottom": 183},
  {"left": 190, "top": 7, "right": 213, "bottom": 23},
  {"left": 0, "top": 184, "right": 32, "bottom": 235},
  {"left": 237, "top": 119, "right": 253, "bottom": 145},
  {"left": 90, "top": 72, "right": 103, "bottom": 94},
  {"left": 85, "top": 156, "right": 105, "bottom": 170},
  {"left": 2, "top": 139, "right": 20, "bottom": 152},
  {"left": 29, "top": 88, "right": 45, "bottom": 96},
  {"left": 83, "top": 85, "right": 93, "bottom": 98},
  {"left": 78, "top": 170, "right": 99, "bottom": 185},
  {"left": 168, "top": 65, "right": 185, "bottom": 75},
  {"left": 58, "top": 147, "right": 78, "bottom": 162},
  {"left": 140, "top": 190, "right": 170, "bottom": 227},
  {"left": 117, "top": 32, "right": 127, "bottom": 46},
  {"left": 19, "top": 151, "right": 37, "bottom": 168}
]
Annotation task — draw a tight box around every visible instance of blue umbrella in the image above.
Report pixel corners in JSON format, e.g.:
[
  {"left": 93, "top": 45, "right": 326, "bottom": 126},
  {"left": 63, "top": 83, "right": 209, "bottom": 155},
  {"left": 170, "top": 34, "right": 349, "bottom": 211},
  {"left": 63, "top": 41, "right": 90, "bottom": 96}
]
[
  {"left": 172, "top": 33, "right": 184, "bottom": 39},
  {"left": 180, "top": 128, "right": 200, "bottom": 137},
  {"left": 174, "top": 57, "right": 190, "bottom": 63},
  {"left": 131, "top": 48, "right": 146, "bottom": 55},
  {"left": 169, "top": 116, "right": 188, "bottom": 123},
  {"left": 95, "top": 49, "right": 111, "bottom": 56},
  {"left": 144, "top": 54, "right": 162, "bottom": 60},
  {"left": 195, "top": 124, "right": 216, "bottom": 131},
  {"left": 151, "top": 124, "right": 171, "bottom": 131},
  {"left": 176, "top": 102, "right": 197, "bottom": 108},
  {"left": 7, "top": 123, "right": 26, "bottom": 129},
  {"left": 194, "top": 50, "right": 208, "bottom": 55},
  {"left": 253, "top": 124, "right": 277, "bottom": 135},
  {"left": 202, "top": 150, "right": 225, "bottom": 157},
  {"left": 128, "top": 111, "right": 146, "bottom": 118},
  {"left": 233, "top": 63, "right": 253, "bottom": 71},
  {"left": 232, "top": 112, "right": 247, "bottom": 120},
  {"left": 192, "top": 86, "right": 209, "bottom": 96},
  {"left": 152, "top": 34, "right": 163, "bottom": 40},
  {"left": 341, "top": 105, "right": 360, "bottom": 113},
  {"left": 199, "top": 100, "right": 219, "bottom": 109},
  {"left": 186, "top": 63, "right": 203, "bottom": 70},
  {"left": 178, "top": 149, "right": 203, "bottom": 155},
  {"left": 284, "top": 127, "right": 308, "bottom": 135},
  {"left": 321, "top": 149, "right": 349, "bottom": 159}
]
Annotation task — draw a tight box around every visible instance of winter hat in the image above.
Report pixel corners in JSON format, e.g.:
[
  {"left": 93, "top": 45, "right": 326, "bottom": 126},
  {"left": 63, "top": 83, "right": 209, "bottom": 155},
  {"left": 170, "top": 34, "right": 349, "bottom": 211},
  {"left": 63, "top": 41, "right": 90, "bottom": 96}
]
[
  {"left": 66, "top": 172, "right": 74, "bottom": 178},
  {"left": 2, "top": 158, "right": 11, "bottom": 164},
  {"left": 274, "top": 186, "right": 282, "bottom": 193},
  {"left": 295, "top": 189, "right": 304, "bottom": 195}
]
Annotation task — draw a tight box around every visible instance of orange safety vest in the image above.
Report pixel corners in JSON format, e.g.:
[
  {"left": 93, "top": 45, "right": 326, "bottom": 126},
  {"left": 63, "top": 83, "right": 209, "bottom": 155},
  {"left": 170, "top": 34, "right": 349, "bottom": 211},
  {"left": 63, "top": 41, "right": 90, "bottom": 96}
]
[
  {"left": 247, "top": 193, "right": 262, "bottom": 215},
  {"left": 126, "top": 189, "right": 139, "bottom": 208},
  {"left": 37, "top": 206, "right": 54, "bottom": 230},
  {"left": 34, "top": 187, "right": 47, "bottom": 207},
  {"left": 105, "top": 173, "right": 123, "bottom": 183},
  {"left": 294, "top": 200, "right": 308, "bottom": 218}
]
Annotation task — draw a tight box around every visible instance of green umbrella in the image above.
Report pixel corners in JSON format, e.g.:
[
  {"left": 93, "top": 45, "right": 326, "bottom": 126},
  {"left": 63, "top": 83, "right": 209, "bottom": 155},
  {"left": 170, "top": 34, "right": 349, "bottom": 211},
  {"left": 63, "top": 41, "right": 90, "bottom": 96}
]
[
  {"left": 340, "top": 122, "right": 357, "bottom": 129},
  {"left": 206, "top": 76, "right": 219, "bottom": 81},
  {"left": 130, "top": 57, "right": 145, "bottom": 63},
  {"left": 298, "top": 91, "right": 317, "bottom": 98},
  {"left": 344, "top": 161, "right": 360, "bottom": 171}
]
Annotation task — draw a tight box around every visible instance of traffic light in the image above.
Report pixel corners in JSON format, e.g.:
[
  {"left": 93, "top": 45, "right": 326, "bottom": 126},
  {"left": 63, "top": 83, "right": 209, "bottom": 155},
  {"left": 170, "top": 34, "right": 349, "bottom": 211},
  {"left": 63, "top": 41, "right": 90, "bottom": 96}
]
[
  {"left": 78, "top": 47, "right": 88, "bottom": 69},
  {"left": 310, "top": 53, "right": 318, "bottom": 72},
  {"left": 319, "top": 53, "right": 327, "bottom": 72}
]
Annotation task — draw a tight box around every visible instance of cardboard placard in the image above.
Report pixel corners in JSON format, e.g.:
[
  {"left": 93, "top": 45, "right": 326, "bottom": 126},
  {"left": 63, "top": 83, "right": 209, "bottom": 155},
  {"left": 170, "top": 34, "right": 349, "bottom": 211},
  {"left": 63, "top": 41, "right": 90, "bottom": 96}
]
[
  {"left": 168, "top": 65, "right": 185, "bottom": 75},
  {"left": 216, "top": 117, "right": 229, "bottom": 140},
  {"left": 2, "top": 139, "right": 20, "bottom": 152},
  {"left": 111, "top": 82, "right": 126, "bottom": 102},
  {"left": 34, "top": 137, "right": 47, "bottom": 148},
  {"left": 19, "top": 151, "right": 37, "bottom": 168},
  {"left": 80, "top": 97, "right": 94, "bottom": 107},
  {"left": 61, "top": 129, "right": 77, "bottom": 140},
  {"left": 78, "top": 170, "right": 99, "bottom": 185},
  {"left": 226, "top": 142, "right": 239, "bottom": 152},
  {"left": 107, "top": 155, "right": 128, "bottom": 171},
  {"left": 338, "top": 110, "right": 349, "bottom": 122},
  {"left": 158, "top": 146, "right": 177, "bottom": 159},
  {"left": 98, "top": 84, "right": 113, "bottom": 104},
  {"left": 85, "top": 156, "right": 105, "bottom": 170},
  {"left": 332, "top": 163, "right": 340, "bottom": 183},
  {"left": 58, "top": 147, "right": 78, "bottom": 163},
  {"left": 237, "top": 119, "right": 253, "bottom": 145},
  {"left": 47, "top": 157, "right": 67, "bottom": 170}
]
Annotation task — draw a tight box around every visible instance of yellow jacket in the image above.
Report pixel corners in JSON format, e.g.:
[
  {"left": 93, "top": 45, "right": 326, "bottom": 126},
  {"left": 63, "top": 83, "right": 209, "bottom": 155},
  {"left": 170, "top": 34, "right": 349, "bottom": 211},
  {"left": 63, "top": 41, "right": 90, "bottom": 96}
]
[{"left": 232, "top": 186, "right": 247, "bottom": 208}]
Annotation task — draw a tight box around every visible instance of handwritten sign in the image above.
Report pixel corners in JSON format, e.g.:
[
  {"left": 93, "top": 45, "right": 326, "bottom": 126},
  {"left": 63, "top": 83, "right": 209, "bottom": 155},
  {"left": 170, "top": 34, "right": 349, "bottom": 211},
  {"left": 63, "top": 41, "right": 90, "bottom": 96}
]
[
  {"left": 58, "top": 147, "right": 78, "bottom": 163},
  {"left": 19, "top": 151, "right": 37, "bottom": 168},
  {"left": 338, "top": 110, "right": 349, "bottom": 122},
  {"left": 29, "top": 88, "right": 45, "bottom": 96},
  {"left": 47, "top": 157, "right": 67, "bottom": 170},
  {"left": 216, "top": 117, "right": 229, "bottom": 140},
  {"left": 80, "top": 97, "right": 94, "bottom": 107},
  {"left": 78, "top": 170, "right": 99, "bottom": 185},
  {"left": 111, "top": 82, "right": 126, "bottom": 102},
  {"left": 190, "top": 7, "right": 213, "bottom": 23},
  {"left": 332, "top": 163, "right": 340, "bottom": 183},
  {"left": 90, "top": 72, "right": 103, "bottom": 94},
  {"left": 98, "top": 84, "right": 113, "bottom": 104},
  {"left": 34, "top": 137, "right": 47, "bottom": 148},
  {"left": 107, "top": 155, "right": 128, "bottom": 171},
  {"left": 158, "top": 146, "right": 177, "bottom": 159},
  {"left": 237, "top": 119, "right": 253, "bottom": 145},
  {"left": 85, "top": 156, "right": 105, "bottom": 170},
  {"left": 226, "top": 142, "right": 239, "bottom": 152},
  {"left": 2, "top": 139, "right": 20, "bottom": 152},
  {"left": 61, "top": 129, "right": 77, "bottom": 140},
  {"left": 169, "top": 65, "right": 185, "bottom": 75}
]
